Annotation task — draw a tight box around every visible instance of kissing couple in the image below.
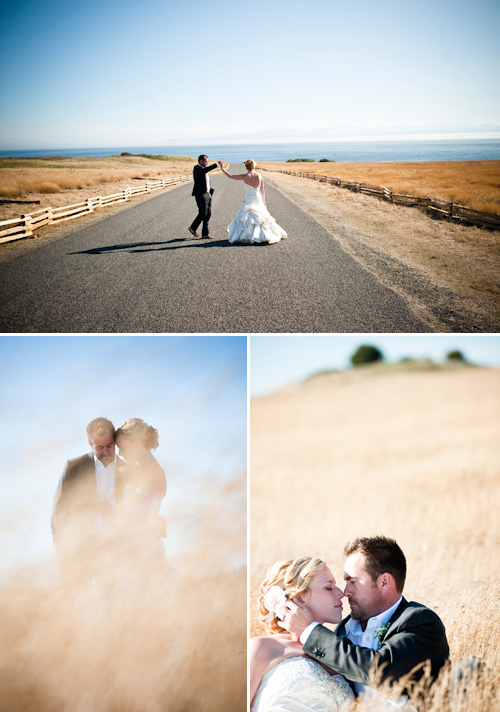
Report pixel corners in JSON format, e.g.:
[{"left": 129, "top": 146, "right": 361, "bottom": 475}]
[
  {"left": 251, "top": 536, "right": 451, "bottom": 711},
  {"left": 51, "top": 417, "right": 167, "bottom": 590}
]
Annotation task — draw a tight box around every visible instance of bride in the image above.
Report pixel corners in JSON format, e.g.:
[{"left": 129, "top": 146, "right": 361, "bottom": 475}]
[
  {"left": 218, "top": 159, "right": 287, "bottom": 244},
  {"left": 251, "top": 556, "right": 354, "bottom": 711}
]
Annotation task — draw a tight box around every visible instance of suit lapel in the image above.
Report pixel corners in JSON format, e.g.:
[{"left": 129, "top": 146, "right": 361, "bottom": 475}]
[
  {"left": 335, "top": 615, "right": 351, "bottom": 635},
  {"left": 388, "top": 597, "right": 408, "bottom": 627}
]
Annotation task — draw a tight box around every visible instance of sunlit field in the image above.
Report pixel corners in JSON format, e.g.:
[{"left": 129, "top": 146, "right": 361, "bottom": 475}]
[
  {"left": 250, "top": 362, "right": 500, "bottom": 710},
  {"left": 261, "top": 160, "right": 500, "bottom": 214},
  {"left": 0, "top": 472, "right": 246, "bottom": 712},
  {"left": 0, "top": 155, "right": 195, "bottom": 222},
  {"left": 0, "top": 155, "right": 193, "bottom": 197}
]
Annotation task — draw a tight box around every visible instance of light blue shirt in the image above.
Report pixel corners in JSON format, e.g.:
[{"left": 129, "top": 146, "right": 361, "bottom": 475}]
[{"left": 343, "top": 596, "right": 402, "bottom": 696}]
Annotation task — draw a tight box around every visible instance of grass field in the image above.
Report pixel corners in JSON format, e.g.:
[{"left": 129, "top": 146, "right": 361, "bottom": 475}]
[
  {"left": 260, "top": 160, "right": 500, "bottom": 214},
  {"left": 0, "top": 155, "right": 193, "bottom": 199},
  {"left": 0, "top": 155, "right": 196, "bottom": 223},
  {"left": 250, "top": 361, "right": 500, "bottom": 710}
]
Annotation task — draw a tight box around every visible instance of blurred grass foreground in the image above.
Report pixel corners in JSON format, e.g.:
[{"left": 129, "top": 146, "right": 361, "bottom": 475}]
[{"left": 0, "top": 473, "right": 246, "bottom": 712}]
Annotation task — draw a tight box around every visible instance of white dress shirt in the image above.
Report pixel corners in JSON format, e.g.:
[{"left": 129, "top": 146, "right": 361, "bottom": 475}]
[{"left": 93, "top": 453, "right": 116, "bottom": 534}]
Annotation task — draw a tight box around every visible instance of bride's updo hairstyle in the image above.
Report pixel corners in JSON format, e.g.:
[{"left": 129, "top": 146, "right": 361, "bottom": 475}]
[
  {"left": 245, "top": 159, "right": 256, "bottom": 171},
  {"left": 259, "top": 556, "right": 326, "bottom": 634},
  {"left": 116, "top": 418, "right": 159, "bottom": 450}
]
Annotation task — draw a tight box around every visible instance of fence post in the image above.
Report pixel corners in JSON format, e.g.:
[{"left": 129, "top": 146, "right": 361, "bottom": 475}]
[{"left": 21, "top": 214, "right": 34, "bottom": 238}]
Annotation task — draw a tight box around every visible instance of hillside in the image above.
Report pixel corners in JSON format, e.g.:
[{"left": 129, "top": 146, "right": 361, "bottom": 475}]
[{"left": 250, "top": 363, "right": 500, "bottom": 700}]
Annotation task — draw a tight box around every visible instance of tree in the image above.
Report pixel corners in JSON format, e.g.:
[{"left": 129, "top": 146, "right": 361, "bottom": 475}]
[
  {"left": 350, "top": 344, "right": 384, "bottom": 367},
  {"left": 446, "top": 350, "right": 466, "bottom": 362}
]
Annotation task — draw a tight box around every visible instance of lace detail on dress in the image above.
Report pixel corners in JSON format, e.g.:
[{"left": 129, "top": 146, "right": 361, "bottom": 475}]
[{"left": 252, "top": 657, "right": 354, "bottom": 712}]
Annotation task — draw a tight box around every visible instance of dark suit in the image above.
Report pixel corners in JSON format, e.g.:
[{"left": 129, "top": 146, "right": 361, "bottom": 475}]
[
  {"left": 304, "top": 598, "right": 449, "bottom": 693},
  {"left": 51, "top": 453, "right": 128, "bottom": 584},
  {"left": 190, "top": 162, "right": 218, "bottom": 236}
]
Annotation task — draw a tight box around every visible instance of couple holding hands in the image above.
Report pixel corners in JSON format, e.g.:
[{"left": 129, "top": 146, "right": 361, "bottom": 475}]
[{"left": 189, "top": 154, "right": 287, "bottom": 245}]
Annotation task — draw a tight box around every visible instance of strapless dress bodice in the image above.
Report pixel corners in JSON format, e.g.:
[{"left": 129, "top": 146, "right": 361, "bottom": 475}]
[{"left": 252, "top": 656, "right": 354, "bottom": 712}]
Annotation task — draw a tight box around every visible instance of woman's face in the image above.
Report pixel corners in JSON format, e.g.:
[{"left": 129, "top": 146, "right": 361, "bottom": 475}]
[{"left": 300, "top": 566, "right": 344, "bottom": 625}]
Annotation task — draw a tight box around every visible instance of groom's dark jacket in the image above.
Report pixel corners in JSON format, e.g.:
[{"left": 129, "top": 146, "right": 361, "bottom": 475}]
[
  {"left": 304, "top": 598, "right": 449, "bottom": 691},
  {"left": 51, "top": 452, "right": 128, "bottom": 551},
  {"left": 191, "top": 162, "right": 218, "bottom": 196}
]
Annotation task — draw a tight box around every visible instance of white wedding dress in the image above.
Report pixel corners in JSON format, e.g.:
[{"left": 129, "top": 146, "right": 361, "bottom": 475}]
[
  {"left": 227, "top": 182, "right": 287, "bottom": 245},
  {"left": 252, "top": 657, "right": 354, "bottom": 712}
]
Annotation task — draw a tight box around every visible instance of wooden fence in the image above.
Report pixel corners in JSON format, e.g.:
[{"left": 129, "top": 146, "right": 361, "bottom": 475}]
[
  {"left": 274, "top": 169, "right": 500, "bottom": 230},
  {"left": 0, "top": 175, "right": 192, "bottom": 244}
]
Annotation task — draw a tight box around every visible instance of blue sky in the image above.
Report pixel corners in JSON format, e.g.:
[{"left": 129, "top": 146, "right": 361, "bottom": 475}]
[
  {"left": 0, "top": 0, "right": 499, "bottom": 148},
  {"left": 250, "top": 334, "right": 500, "bottom": 396},
  {"left": 0, "top": 335, "right": 247, "bottom": 579}
]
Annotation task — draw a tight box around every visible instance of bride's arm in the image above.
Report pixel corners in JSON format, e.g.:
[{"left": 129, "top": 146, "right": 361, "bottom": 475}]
[
  {"left": 250, "top": 635, "right": 305, "bottom": 705},
  {"left": 249, "top": 637, "right": 271, "bottom": 706},
  {"left": 260, "top": 177, "right": 266, "bottom": 205},
  {"left": 218, "top": 162, "right": 245, "bottom": 180}
]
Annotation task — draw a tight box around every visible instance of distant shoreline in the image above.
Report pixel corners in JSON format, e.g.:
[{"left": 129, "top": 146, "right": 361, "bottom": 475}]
[{"left": 1, "top": 137, "right": 500, "bottom": 163}]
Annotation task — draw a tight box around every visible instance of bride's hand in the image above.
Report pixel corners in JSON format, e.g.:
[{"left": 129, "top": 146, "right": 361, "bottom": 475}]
[{"left": 275, "top": 598, "right": 315, "bottom": 639}]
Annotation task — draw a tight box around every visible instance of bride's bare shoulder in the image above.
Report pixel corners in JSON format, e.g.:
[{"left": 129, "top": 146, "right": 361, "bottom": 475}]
[
  {"left": 250, "top": 633, "right": 302, "bottom": 661},
  {"left": 250, "top": 635, "right": 281, "bottom": 654}
]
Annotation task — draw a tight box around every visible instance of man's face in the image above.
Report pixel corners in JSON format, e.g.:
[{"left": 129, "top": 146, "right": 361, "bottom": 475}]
[
  {"left": 343, "top": 551, "right": 386, "bottom": 624},
  {"left": 89, "top": 430, "right": 115, "bottom": 466},
  {"left": 199, "top": 157, "right": 208, "bottom": 167}
]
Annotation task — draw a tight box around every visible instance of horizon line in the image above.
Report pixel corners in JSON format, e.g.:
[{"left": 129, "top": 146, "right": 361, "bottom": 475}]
[{"left": 2, "top": 132, "right": 500, "bottom": 153}]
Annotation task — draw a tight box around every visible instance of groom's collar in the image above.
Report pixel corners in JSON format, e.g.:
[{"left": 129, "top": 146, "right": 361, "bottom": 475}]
[
  {"left": 344, "top": 596, "right": 403, "bottom": 637},
  {"left": 337, "top": 596, "right": 407, "bottom": 633}
]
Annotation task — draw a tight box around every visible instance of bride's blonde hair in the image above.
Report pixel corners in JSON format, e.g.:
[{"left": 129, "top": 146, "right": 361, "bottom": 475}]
[
  {"left": 245, "top": 159, "right": 256, "bottom": 171},
  {"left": 258, "top": 556, "right": 326, "bottom": 634},
  {"left": 116, "top": 418, "right": 159, "bottom": 450}
]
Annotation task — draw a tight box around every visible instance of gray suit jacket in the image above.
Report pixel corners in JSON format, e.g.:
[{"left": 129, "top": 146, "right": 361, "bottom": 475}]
[
  {"left": 304, "top": 598, "right": 449, "bottom": 691},
  {"left": 51, "top": 452, "right": 128, "bottom": 549}
]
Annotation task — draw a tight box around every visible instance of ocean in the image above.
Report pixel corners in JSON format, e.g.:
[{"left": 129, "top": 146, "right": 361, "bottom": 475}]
[{"left": 1, "top": 138, "right": 500, "bottom": 163}]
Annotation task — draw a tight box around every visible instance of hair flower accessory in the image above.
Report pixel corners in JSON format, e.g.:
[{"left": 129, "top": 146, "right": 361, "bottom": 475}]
[
  {"left": 263, "top": 585, "right": 287, "bottom": 622},
  {"left": 374, "top": 622, "right": 391, "bottom": 649}
]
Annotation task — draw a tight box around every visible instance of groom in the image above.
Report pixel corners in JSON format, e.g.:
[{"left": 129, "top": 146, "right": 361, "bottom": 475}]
[
  {"left": 51, "top": 417, "right": 127, "bottom": 586},
  {"left": 278, "top": 536, "right": 449, "bottom": 698},
  {"left": 189, "top": 154, "right": 219, "bottom": 240}
]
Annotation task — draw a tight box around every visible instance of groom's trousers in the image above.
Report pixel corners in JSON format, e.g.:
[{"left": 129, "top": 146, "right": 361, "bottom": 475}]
[{"left": 191, "top": 191, "right": 212, "bottom": 237}]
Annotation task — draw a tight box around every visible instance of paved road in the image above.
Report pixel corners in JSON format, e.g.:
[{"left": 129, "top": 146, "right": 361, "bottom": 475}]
[{"left": 0, "top": 165, "right": 431, "bottom": 332}]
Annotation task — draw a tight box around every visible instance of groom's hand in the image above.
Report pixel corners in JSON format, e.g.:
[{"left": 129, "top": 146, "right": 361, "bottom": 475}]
[{"left": 276, "top": 598, "right": 315, "bottom": 639}]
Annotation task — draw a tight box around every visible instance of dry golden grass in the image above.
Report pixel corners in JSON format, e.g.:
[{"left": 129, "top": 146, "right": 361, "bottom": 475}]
[
  {"left": 261, "top": 160, "right": 500, "bottom": 214},
  {"left": 0, "top": 473, "right": 246, "bottom": 712},
  {"left": 0, "top": 155, "right": 195, "bottom": 222},
  {"left": 264, "top": 171, "right": 500, "bottom": 330},
  {"left": 250, "top": 362, "right": 500, "bottom": 710}
]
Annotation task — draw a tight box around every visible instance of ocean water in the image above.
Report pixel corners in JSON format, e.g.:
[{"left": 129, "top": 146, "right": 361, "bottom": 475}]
[{"left": 1, "top": 138, "right": 500, "bottom": 163}]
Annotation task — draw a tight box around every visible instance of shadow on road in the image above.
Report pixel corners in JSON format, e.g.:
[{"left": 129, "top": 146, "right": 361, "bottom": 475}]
[{"left": 70, "top": 237, "right": 232, "bottom": 255}]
